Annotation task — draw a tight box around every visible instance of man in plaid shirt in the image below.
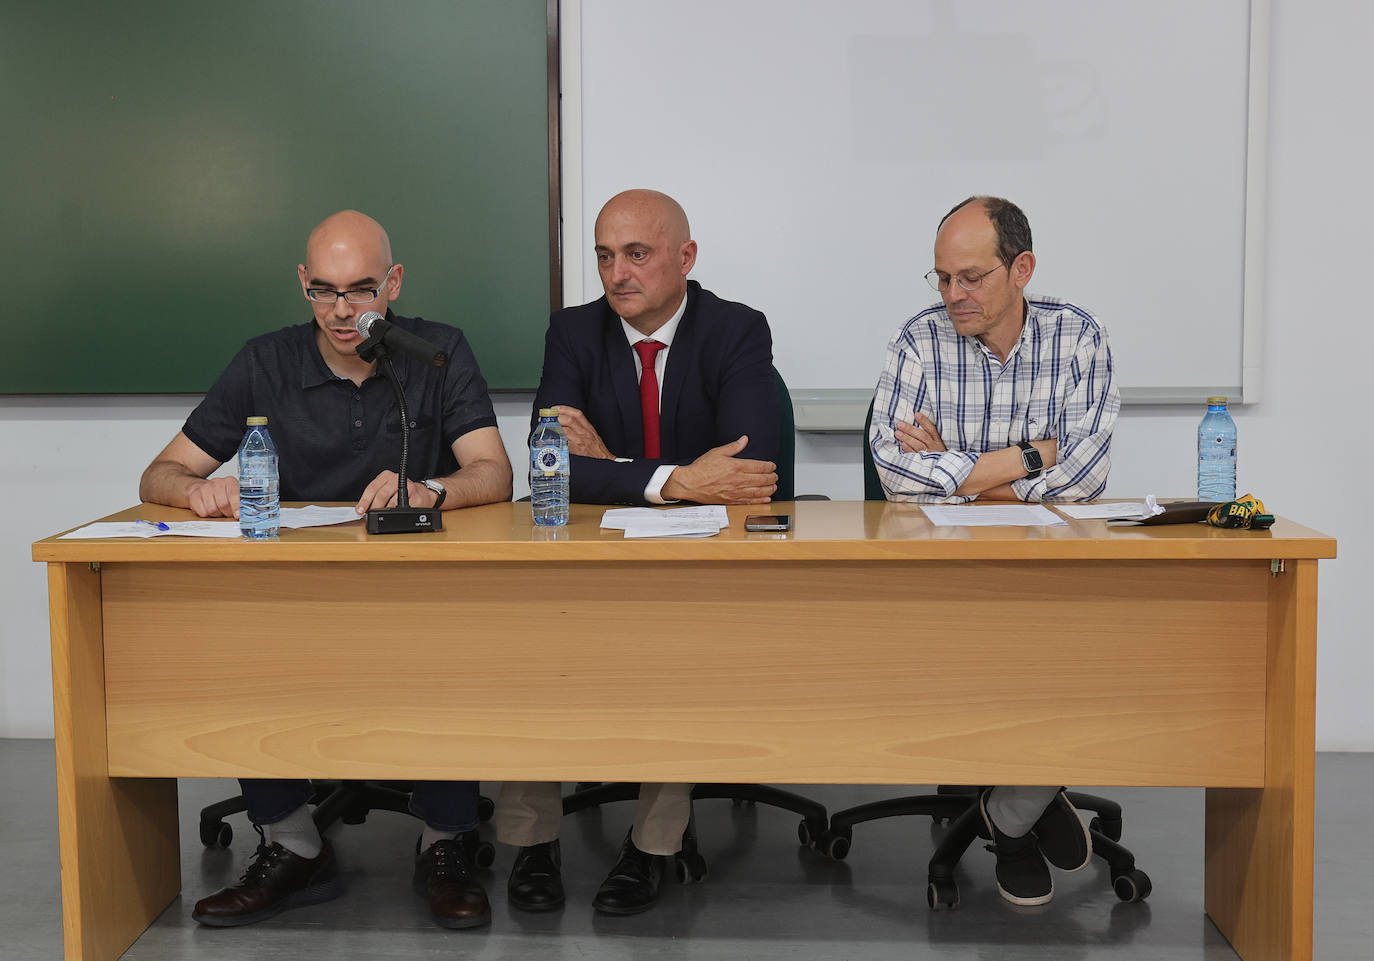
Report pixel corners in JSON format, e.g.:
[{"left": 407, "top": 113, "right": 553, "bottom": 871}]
[
  {"left": 870, "top": 196, "right": 1118, "bottom": 505},
  {"left": 868, "top": 196, "right": 1120, "bottom": 907}
]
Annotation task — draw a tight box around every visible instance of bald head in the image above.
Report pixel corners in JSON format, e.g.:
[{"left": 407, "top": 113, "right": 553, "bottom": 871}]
[
  {"left": 298, "top": 210, "right": 404, "bottom": 368},
  {"left": 595, "top": 189, "right": 692, "bottom": 248},
  {"left": 593, "top": 189, "right": 698, "bottom": 335},
  {"left": 305, "top": 209, "right": 393, "bottom": 270}
]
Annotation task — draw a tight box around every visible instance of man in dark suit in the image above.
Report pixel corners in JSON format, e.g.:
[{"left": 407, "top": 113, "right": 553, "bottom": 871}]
[{"left": 493, "top": 189, "right": 780, "bottom": 915}]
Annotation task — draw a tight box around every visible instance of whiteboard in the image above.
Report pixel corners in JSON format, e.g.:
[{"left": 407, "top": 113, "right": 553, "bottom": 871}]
[{"left": 563, "top": 0, "right": 1265, "bottom": 409}]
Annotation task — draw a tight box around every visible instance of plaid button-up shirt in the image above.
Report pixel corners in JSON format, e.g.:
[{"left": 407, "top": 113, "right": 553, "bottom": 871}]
[{"left": 870, "top": 296, "right": 1119, "bottom": 503}]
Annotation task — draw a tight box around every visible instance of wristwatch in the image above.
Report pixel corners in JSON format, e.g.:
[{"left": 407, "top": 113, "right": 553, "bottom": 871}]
[
  {"left": 421, "top": 478, "right": 447, "bottom": 509},
  {"left": 1016, "top": 441, "right": 1043, "bottom": 479}
]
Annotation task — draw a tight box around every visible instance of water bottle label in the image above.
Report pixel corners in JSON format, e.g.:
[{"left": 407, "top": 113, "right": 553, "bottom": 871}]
[{"left": 533, "top": 445, "right": 563, "bottom": 476}]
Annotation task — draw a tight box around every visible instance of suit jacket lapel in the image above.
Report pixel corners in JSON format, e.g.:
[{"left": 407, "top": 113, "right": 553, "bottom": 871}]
[
  {"left": 658, "top": 283, "right": 698, "bottom": 459},
  {"left": 603, "top": 303, "right": 645, "bottom": 456}
]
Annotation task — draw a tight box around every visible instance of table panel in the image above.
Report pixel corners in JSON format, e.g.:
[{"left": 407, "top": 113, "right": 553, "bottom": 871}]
[{"left": 104, "top": 557, "right": 1267, "bottom": 786}]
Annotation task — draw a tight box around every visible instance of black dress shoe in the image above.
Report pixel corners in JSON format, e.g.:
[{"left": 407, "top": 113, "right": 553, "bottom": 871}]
[
  {"left": 508, "top": 839, "right": 565, "bottom": 911},
  {"left": 414, "top": 838, "right": 491, "bottom": 929},
  {"left": 192, "top": 837, "right": 342, "bottom": 927},
  {"left": 592, "top": 831, "right": 665, "bottom": 915}
]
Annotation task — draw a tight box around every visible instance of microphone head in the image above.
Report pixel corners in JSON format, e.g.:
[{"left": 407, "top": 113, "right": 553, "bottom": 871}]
[{"left": 355, "top": 310, "right": 385, "bottom": 337}]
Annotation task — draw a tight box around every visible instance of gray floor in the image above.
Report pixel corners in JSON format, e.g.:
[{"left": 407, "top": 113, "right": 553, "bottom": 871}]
[{"left": 2, "top": 740, "right": 1368, "bottom": 960}]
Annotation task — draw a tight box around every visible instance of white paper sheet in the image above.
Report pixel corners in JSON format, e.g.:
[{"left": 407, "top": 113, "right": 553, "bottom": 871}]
[
  {"left": 280, "top": 505, "right": 365, "bottom": 528},
  {"left": 601, "top": 506, "right": 729, "bottom": 530},
  {"left": 920, "top": 504, "right": 1068, "bottom": 528},
  {"left": 59, "top": 521, "right": 243, "bottom": 539},
  {"left": 1054, "top": 496, "right": 1164, "bottom": 521},
  {"left": 601, "top": 505, "right": 729, "bottom": 538}
]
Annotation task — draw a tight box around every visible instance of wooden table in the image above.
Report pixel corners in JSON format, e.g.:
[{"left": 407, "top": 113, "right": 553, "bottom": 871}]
[{"left": 33, "top": 501, "right": 1335, "bottom": 961}]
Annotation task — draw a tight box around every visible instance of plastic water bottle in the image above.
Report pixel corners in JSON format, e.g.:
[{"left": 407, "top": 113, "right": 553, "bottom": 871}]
[
  {"left": 530, "top": 408, "right": 570, "bottom": 526},
  {"left": 238, "top": 416, "right": 280, "bottom": 538},
  {"left": 1197, "top": 396, "right": 1237, "bottom": 502}
]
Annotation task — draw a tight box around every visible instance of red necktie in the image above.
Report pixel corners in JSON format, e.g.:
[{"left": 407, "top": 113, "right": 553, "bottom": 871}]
[{"left": 633, "top": 339, "right": 666, "bottom": 458}]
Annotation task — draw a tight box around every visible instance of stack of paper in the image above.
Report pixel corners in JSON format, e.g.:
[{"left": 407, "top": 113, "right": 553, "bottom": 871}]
[
  {"left": 1054, "top": 495, "right": 1165, "bottom": 521},
  {"left": 600, "top": 506, "right": 730, "bottom": 538},
  {"left": 280, "top": 505, "right": 365, "bottom": 528},
  {"left": 58, "top": 504, "right": 365, "bottom": 540},
  {"left": 60, "top": 521, "right": 242, "bottom": 539},
  {"left": 920, "top": 504, "right": 1067, "bottom": 528}
]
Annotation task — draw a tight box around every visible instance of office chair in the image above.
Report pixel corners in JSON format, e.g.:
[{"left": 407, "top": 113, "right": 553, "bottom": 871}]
[
  {"left": 562, "top": 366, "right": 830, "bottom": 883},
  {"left": 816, "top": 400, "right": 1151, "bottom": 909}
]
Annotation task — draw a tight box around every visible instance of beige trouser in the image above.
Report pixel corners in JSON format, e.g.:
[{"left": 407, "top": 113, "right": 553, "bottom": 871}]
[
  {"left": 494, "top": 781, "right": 693, "bottom": 856},
  {"left": 984, "top": 785, "right": 1062, "bottom": 837}
]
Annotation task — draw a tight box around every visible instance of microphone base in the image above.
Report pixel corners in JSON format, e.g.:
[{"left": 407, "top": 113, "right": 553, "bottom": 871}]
[{"left": 365, "top": 507, "right": 444, "bottom": 535}]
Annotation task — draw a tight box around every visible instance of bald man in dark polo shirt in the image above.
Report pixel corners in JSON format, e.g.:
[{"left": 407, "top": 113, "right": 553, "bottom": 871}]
[{"left": 140, "top": 210, "right": 512, "bottom": 931}]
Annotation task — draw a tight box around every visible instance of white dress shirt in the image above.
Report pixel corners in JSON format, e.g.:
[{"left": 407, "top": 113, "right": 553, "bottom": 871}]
[{"left": 619, "top": 293, "right": 687, "bottom": 503}]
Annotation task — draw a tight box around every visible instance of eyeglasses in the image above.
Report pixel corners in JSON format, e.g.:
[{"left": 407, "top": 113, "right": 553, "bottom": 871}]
[
  {"left": 306, "top": 265, "right": 396, "bottom": 304},
  {"left": 925, "top": 263, "right": 1004, "bottom": 293}
]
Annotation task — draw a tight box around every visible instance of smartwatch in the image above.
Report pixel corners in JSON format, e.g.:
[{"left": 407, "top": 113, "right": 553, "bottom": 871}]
[
  {"left": 1016, "top": 441, "right": 1043, "bottom": 479},
  {"left": 421, "top": 478, "right": 447, "bottom": 509}
]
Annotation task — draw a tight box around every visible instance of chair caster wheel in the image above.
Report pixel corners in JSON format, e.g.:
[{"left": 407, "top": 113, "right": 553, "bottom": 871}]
[
  {"left": 927, "top": 878, "right": 960, "bottom": 910},
  {"left": 1113, "top": 868, "right": 1152, "bottom": 902},
  {"left": 797, "top": 818, "right": 829, "bottom": 849},
  {"left": 478, "top": 796, "right": 495, "bottom": 821},
  {"left": 822, "top": 830, "right": 851, "bottom": 860},
  {"left": 675, "top": 852, "right": 709, "bottom": 884},
  {"left": 200, "top": 820, "right": 232, "bottom": 849}
]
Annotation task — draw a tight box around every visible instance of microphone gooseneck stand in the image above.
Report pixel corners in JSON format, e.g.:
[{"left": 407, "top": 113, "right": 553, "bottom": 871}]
[{"left": 356, "top": 334, "right": 443, "bottom": 534}]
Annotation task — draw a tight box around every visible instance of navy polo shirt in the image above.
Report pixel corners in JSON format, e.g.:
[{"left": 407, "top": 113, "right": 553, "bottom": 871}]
[{"left": 182, "top": 312, "right": 498, "bottom": 502}]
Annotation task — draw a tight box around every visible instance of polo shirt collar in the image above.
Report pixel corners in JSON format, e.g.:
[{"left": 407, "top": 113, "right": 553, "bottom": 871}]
[{"left": 299, "top": 309, "right": 394, "bottom": 388}]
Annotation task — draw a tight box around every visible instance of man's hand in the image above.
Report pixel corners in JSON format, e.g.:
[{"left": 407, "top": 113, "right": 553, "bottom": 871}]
[
  {"left": 896, "top": 412, "right": 947, "bottom": 453},
  {"left": 555, "top": 405, "right": 614, "bottom": 459},
  {"left": 187, "top": 476, "right": 240, "bottom": 518},
  {"left": 660, "top": 435, "right": 777, "bottom": 505},
  {"left": 355, "top": 471, "right": 440, "bottom": 514}
]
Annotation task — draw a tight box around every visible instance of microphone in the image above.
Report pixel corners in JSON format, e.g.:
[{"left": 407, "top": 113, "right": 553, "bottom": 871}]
[{"left": 355, "top": 310, "right": 448, "bottom": 367}]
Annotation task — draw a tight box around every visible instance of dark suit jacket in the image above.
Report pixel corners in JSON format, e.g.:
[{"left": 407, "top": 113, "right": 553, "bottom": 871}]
[{"left": 531, "top": 280, "right": 779, "bottom": 505}]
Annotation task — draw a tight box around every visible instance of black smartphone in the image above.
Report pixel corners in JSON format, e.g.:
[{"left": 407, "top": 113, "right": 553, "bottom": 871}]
[{"left": 744, "top": 513, "right": 791, "bottom": 532}]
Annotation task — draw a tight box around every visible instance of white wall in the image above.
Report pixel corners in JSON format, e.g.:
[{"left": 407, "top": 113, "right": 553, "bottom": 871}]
[{"left": 4, "top": 0, "right": 1371, "bottom": 747}]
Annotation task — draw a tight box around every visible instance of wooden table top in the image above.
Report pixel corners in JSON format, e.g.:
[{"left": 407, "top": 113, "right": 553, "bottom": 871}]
[{"left": 32, "top": 501, "right": 1337, "bottom": 564}]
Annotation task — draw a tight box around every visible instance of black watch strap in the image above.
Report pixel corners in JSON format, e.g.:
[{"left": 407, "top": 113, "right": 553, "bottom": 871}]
[
  {"left": 1016, "top": 441, "right": 1043, "bottom": 479},
  {"left": 422, "top": 478, "right": 447, "bottom": 509}
]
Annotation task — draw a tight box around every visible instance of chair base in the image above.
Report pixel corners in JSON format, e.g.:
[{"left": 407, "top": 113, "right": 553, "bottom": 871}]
[
  {"left": 826, "top": 787, "right": 1151, "bottom": 908},
  {"left": 562, "top": 782, "right": 830, "bottom": 883},
  {"left": 198, "top": 781, "right": 495, "bottom": 867}
]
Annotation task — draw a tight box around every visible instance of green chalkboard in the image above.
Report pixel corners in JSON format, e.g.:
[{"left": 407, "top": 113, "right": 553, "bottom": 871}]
[{"left": 1, "top": 0, "right": 556, "bottom": 393}]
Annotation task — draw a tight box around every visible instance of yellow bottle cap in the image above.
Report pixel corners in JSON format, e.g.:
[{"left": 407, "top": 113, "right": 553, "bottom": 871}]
[{"left": 246, "top": 416, "right": 268, "bottom": 426}]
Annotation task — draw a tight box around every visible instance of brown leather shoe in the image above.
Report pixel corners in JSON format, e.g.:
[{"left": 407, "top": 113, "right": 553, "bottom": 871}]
[
  {"left": 414, "top": 838, "right": 491, "bottom": 929},
  {"left": 192, "top": 838, "right": 342, "bottom": 927}
]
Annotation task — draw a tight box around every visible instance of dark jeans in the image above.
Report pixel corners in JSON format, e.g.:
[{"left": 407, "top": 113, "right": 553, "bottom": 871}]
[{"left": 240, "top": 778, "right": 481, "bottom": 833}]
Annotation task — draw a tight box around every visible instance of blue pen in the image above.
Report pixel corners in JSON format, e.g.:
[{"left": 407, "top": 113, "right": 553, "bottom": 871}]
[{"left": 136, "top": 519, "right": 171, "bottom": 531}]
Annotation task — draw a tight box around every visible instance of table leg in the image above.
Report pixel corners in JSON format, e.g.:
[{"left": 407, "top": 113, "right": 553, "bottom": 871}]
[
  {"left": 1204, "top": 559, "right": 1316, "bottom": 961},
  {"left": 49, "top": 563, "right": 179, "bottom": 961}
]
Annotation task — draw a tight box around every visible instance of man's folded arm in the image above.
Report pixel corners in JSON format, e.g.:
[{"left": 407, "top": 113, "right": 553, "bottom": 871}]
[
  {"left": 1010, "top": 329, "right": 1119, "bottom": 502},
  {"left": 869, "top": 342, "right": 978, "bottom": 502}
]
